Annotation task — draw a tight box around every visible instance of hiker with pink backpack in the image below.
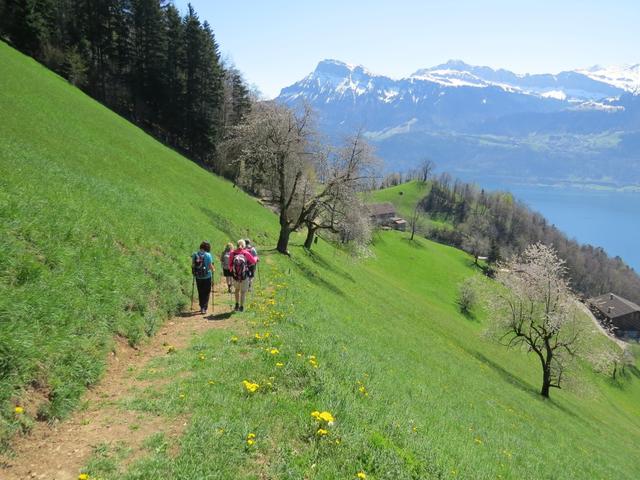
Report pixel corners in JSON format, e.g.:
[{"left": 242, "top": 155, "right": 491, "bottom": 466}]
[{"left": 229, "top": 239, "right": 257, "bottom": 312}]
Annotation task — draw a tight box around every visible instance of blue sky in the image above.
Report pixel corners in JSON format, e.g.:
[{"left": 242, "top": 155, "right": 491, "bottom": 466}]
[{"left": 174, "top": 1, "right": 639, "bottom": 98}]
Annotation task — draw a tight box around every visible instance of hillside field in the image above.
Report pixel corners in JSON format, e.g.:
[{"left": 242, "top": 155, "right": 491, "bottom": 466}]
[{"left": 2, "top": 41, "right": 640, "bottom": 479}]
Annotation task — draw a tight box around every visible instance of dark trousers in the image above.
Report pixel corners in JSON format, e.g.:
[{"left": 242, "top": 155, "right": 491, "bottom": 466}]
[{"left": 196, "top": 277, "right": 212, "bottom": 310}]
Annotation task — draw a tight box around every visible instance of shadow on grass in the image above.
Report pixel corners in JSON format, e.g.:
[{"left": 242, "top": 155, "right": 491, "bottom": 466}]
[
  {"left": 401, "top": 237, "right": 428, "bottom": 249},
  {"left": 200, "top": 207, "right": 239, "bottom": 241},
  {"left": 469, "top": 349, "right": 586, "bottom": 422},
  {"left": 289, "top": 254, "right": 346, "bottom": 298},
  {"left": 469, "top": 350, "right": 537, "bottom": 395},
  {"left": 304, "top": 248, "right": 356, "bottom": 283},
  {"left": 177, "top": 311, "right": 201, "bottom": 318}
]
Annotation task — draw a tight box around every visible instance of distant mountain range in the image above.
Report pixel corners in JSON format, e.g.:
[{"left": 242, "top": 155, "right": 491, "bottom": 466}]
[{"left": 277, "top": 60, "right": 640, "bottom": 185}]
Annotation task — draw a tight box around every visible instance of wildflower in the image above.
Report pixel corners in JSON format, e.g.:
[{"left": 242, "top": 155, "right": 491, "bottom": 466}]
[
  {"left": 179, "top": 393, "right": 185, "bottom": 399},
  {"left": 14, "top": 406, "right": 24, "bottom": 415},
  {"left": 309, "top": 358, "right": 318, "bottom": 368},
  {"left": 358, "top": 385, "right": 368, "bottom": 396},
  {"left": 316, "top": 428, "right": 329, "bottom": 436},
  {"left": 356, "top": 472, "right": 367, "bottom": 479},
  {"left": 247, "top": 432, "right": 256, "bottom": 445},
  {"left": 242, "top": 380, "right": 260, "bottom": 394},
  {"left": 78, "top": 475, "right": 89, "bottom": 480},
  {"left": 311, "top": 410, "right": 334, "bottom": 425},
  {"left": 269, "top": 348, "right": 279, "bottom": 355},
  {"left": 166, "top": 345, "right": 176, "bottom": 353},
  {"left": 208, "top": 380, "right": 215, "bottom": 385},
  {"left": 264, "top": 332, "right": 271, "bottom": 338},
  {"left": 474, "top": 437, "right": 482, "bottom": 445},
  {"left": 254, "top": 333, "right": 262, "bottom": 340},
  {"left": 199, "top": 353, "right": 206, "bottom": 361},
  {"left": 296, "top": 352, "right": 303, "bottom": 358},
  {"left": 230, "top": 336, "right": 238, "bottom": 343},
  {"left": 276, "top": 362, "right": 284, "bottom": 367}
]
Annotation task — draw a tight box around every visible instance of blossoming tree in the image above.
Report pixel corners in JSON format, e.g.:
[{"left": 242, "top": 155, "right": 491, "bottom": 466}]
[{"left": 488, "top": 243, "right": 583, "bottom": 398}]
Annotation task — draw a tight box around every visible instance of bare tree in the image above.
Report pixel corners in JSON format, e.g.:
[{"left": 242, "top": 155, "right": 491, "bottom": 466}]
[
  {"left": 409, "top": 199, "right": 425, "bottom": 241},
  {"left": 301, "top": 132, "right": 379, "bottom": 249},
  {"left": 418, "top": 158, "right": 436, "bottom": 183},
  {"left": 487, "top": 243, "right": 583, "bottom": 398},
  {"left": 461, "top": 212, "right": 490, "bottom": 265},
  {"left": 230, "top": 101, "right": 317, "bottom": 254}
]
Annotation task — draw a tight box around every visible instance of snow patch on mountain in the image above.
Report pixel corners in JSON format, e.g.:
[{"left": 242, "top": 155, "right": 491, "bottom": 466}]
[{"left": 576, "top": 64, "right": 640, "bottom": 93}]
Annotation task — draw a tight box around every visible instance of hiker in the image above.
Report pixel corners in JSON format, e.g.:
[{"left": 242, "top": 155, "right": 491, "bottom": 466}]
[
  {"left": 229, "top": 239, "right": 257, "bottom": 312},
  {"left": 220, "top": 242, "right": 234, "bottom": 293},
  {"left": 245, "top": 239, "right": 259, "bottom": 291},
  {"left": 192, "top": 241, "right": 215, "bottom": 314}
]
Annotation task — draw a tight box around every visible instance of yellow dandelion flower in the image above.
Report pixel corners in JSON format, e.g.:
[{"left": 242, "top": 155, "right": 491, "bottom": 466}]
[
  {"left": 316, "top": 428, "right": 329, "bottom": 436},
  {"left": 356, "top": 472, "right": 367, "bottom": 479},
  {"left": 269, "top": 348, "right": 279, "bottom": 355},
  {"left": 254, "top": 333, "right": 262, "bottom": 340},
  {"left": 358, "top": 385, "right": 368, "bottom": 396},
  {"left": 276, "top": 362, "right": 284, "bottom": 367},
  {"left": 242, "top": 380, "right": 260, "bottom": 393},
  {"left": 230, "top": 336, "right": 238, "bottom": 343},
  {"left": 14, "top": 406, "right": 24, "bottom": 414},
  {"left": 335, "top": 438, "right": 341, "bottom": 444},
  {"left": 247, "top": 432, "right": 256, "bottom": 439},
  {"left": 78, "top": 474, "right": 89, "bottom": 480},
  {"left": 247, "top": 439, "right": 255, "bottom": 446},
  {"left": 318, "top": 411, "right": 334, "bottom": 423},
  {"left": 166, "top": 345, "right": 175, "bottom": 353},
  {"left": 199, "top": 353, "right": 206, "bottom": 361}
]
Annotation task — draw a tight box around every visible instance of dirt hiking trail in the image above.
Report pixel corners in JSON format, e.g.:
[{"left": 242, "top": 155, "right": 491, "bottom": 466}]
[{"left": 1, "top": 282, "right": 237, "bottom": 480}]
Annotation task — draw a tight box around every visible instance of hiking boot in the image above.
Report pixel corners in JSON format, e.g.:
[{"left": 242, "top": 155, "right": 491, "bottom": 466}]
[
  {"left": 234, "top": 303, "right": 239, "bottom": 311},
  {"left": 227, "top": 286, "right": 231, "bottom": 293},
  {"left": 239, "top": 305, "right": 244, "bottom": 312}
]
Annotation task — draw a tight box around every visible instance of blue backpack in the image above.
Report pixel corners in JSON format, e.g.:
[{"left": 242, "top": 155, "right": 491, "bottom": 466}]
[{"left": 192, "top": 251, "right": 208, "bottom": 278}]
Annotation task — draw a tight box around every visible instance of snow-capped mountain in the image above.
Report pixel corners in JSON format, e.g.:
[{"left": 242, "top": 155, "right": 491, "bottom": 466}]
[
  {"left": 576, "top": 64, "right": 640, "bottom": 93},
  {"left": 276, "top": 59, "right": 640, "bottom": 184}
]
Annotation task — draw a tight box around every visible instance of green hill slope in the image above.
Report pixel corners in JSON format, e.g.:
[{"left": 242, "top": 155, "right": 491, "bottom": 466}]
[{"left": 2, "top": 42, "right": 640, "bottom": 479}]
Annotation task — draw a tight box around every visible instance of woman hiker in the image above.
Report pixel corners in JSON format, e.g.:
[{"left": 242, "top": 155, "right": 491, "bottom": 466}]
[
  {"left": 245, "top": 239, "right": 259, "bottom": 291},
  {"left": 192, "top": 241, "right": 215, "bottom": 314},
  {"left": 229, "top": 239, "right": 257, "bottom": 312},
  {"left": 220, "top": 242, "right": 234, "bottom": 293}
]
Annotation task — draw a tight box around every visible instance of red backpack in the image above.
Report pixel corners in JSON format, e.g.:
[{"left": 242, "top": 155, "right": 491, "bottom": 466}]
[{"left": 232, "top": 252, "right": 248, "bottom": 281}]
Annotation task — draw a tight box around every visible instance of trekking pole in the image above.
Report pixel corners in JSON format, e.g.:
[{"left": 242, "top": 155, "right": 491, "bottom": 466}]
[
  {"left": 257, "top": 262, "right": 262, "bottom": 288},
  {"left": 191, "top": 275, "right": 195, "bottom": 311},
  {"left": 211, "top": 272, "right": 216, "bottom": 313}
]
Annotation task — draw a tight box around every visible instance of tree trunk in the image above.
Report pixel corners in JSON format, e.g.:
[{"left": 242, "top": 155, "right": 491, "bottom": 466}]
[
  {"left": 304, "top": 226, "right": 316, "bottom": 249},
  {"left": 277, "top": 213, "right": 291, "bottom": 254},
  {"left": 540, "top": 362, "right": 551, "bottom": 398}
]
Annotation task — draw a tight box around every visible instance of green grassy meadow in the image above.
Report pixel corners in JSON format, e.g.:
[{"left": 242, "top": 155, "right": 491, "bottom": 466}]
[{"left": 2, "top": 41, "right": 640, "bottom": 479}]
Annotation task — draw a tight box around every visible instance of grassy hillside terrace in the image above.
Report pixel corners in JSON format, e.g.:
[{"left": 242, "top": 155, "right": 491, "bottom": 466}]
[{"left": 1, "top": 42, "right": 640, "bottom": 479}]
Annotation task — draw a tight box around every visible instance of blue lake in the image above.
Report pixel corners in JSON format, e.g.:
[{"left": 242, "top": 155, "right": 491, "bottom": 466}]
[{"left": 468, "top": 180, "right": 640, "bottom": 273}]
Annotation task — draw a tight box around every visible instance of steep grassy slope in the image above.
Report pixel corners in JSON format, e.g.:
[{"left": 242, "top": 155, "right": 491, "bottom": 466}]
[
  {"left": 2, "top": 42, "right": 640, "bottom": 480},
  {"left": 0, "top": 40, "right": 277, "bottom": 433}
]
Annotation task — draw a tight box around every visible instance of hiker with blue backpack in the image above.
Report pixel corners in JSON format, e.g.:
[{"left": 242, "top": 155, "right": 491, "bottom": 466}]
[
  {"left": 229, "top": 239, "right": 257, "bottom": 312},
  {"left": 192, "top": 241, "right": 215, "bottom": 314}
]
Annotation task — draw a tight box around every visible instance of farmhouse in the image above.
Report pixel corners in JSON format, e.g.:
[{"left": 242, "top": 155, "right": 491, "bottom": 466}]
[
  {"left": 367, "top": 203, "right": 407, "bottom": 231},
  {"left": 588, "top": 293, "right": 640, "bottom": 339}
]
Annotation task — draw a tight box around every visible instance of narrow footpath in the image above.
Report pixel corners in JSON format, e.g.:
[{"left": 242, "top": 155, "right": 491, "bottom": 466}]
[{"left": 1, "top": 282, "right": 236, "bottom": 480}]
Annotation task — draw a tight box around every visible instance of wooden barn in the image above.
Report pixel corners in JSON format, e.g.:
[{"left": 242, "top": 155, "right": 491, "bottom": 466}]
[
  {"left": 367, "top": 202, "right": 396, "bottom": 225},
  {"left": 588, "top": 293, "right": 640, "bottom": 339}
]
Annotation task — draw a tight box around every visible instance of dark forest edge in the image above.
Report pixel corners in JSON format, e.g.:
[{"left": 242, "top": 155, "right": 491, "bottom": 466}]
[{"left": 0, "top": 0, "right": 251, "bottom": 178}]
